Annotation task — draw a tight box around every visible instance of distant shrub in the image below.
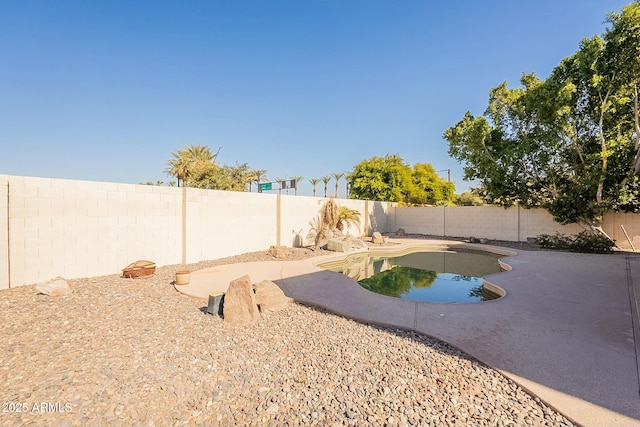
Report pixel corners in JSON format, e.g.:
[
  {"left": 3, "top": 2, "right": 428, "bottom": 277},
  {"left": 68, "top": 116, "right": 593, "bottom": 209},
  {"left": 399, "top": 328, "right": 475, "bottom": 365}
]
[
  {"left": 537, "top": 233, "right": 573, "bottom": 250},
  {"left": 571, "top": 231, "right": 616, "bottom": 253},
  {"left": 454, "top": 191, "right": 485, "bottom": 206},
  {"left": 537, "top": 232, "right": 615, "bottom": 254}
]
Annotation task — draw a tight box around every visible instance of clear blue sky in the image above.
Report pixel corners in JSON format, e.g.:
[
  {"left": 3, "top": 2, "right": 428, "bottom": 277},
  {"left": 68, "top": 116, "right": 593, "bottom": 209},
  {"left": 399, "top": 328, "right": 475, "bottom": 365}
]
[{"left": 0, "top": 1, "right": 631, "bottom": 196}]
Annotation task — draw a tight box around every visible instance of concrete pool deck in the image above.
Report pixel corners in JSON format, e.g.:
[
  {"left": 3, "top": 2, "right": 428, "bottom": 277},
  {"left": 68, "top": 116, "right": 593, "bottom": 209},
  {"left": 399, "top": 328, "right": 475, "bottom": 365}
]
[{"left": 176, "top": 239, "right": 640, "bottom": 427}]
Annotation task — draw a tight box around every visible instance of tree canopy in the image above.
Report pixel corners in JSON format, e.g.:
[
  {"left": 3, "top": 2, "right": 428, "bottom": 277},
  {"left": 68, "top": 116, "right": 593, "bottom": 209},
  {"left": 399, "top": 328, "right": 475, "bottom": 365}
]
[
  {"left": 455, "top": 190, "right": 485, "bottom": 206},
  {"left": 165, "top": 145, "right": 217, "bottom": 187},
  {"left": 347, "top": 154, "right": 454, "bottom": 205},
  {"left": 165, "top": 145, "right": 257, "bottom": 191},
  {"left": 444, "top": 2, "right": 640, "bottom": 226}
]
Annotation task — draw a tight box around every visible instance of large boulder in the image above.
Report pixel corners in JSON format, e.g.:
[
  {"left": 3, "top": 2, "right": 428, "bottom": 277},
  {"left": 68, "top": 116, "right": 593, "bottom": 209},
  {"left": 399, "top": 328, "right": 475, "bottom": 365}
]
[
  {"left": 312, "top": 228, "right": 343, "bottom": 250},
  {"left": 254, "top": 280, "right": 293, "bottom": 313},
  {"left": 326, "top": 236, "right": 367, "bottom": 252},
  {"left": 35, "top": 277, "right": 73, "bottom": 296},
  {"left": 223, "top": 275, "right": 260, "bottom": 326}
]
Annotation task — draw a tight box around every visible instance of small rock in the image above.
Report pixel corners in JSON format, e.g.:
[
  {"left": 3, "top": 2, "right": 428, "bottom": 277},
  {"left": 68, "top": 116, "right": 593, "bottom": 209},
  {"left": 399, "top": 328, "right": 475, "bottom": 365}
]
[
  {"left": 372, "top": 231, "right": 385, "bottom": 244},
  {"left": 253, "top": 280, "right": 293, "bottom": 313},
  {"left": 267, "top": 245, "right": 290, "bottom": 259},
  {"left": 35, "top": 277, "right": 73, "bottom": 296}
]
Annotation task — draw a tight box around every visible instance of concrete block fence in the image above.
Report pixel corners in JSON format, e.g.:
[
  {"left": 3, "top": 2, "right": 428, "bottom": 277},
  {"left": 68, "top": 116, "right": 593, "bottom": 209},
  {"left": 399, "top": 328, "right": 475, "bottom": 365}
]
[
  {"left": 1, "top": 174, "right": 638, "bottom": 289},
  {"left": 388, "top": 205, "right": 640, "bottom": 249},
  {"left": 0, "top": 175, "right": 390, "bottom": 289}
]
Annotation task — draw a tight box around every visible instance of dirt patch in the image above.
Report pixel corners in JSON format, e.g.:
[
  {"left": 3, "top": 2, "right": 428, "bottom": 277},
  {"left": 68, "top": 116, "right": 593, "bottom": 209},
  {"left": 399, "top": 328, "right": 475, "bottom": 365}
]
[{"left": 193, "top": 247, "right": 336, "bottom": 266}]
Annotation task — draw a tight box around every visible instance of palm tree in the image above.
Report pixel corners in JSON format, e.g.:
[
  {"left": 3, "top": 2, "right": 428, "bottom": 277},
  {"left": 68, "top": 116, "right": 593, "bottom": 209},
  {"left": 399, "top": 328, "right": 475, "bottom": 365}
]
[
  {"left": 185, "top": 145, "right": 218, "bottom": 163},
  {"left": 309, "top": 178, "right": 320, "bottom": 197},
  {"left": 290, "top": 176, "right": 303, "bottom": 195},
  {"left": 165, "top": 144, "right": 218, "bottom": 187},
  {"left": 185, "top": 145, "right": 219, "bottom": 186},
  {"left": 165, "top": 151, "right": 189, "bottom": 187},
  {"left": 336, "top": 206, "right": 361, "bottom": 232},
  {"left": 224, "top": 162, "right": 253, "bottom": 192},
  {"left": 321, "top": 175, "right": 331, "bottom": 197},
  {"left": 253, "top": 169, "right": 268, "bottom": 192},
  {"left": 331, "top": 172, "right": 344, "bottom": 197},
  {"left": 236, "top": 164, "right": 254, "bottom": 192}
]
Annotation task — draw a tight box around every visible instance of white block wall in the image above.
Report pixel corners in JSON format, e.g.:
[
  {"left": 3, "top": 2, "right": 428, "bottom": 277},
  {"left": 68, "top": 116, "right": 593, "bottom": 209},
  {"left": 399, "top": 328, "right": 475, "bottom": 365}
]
[
  {"left": 7, "top": 176, "right": 183, "bottom": 286},
  {"left": 2, "top": 176, "right": 393, "bottom": 288},
  {"left": 445, "top": 206, "right": 520, "bottom": 241},
  {"left": 367, "top": 200, "right": 393, "bottom": 235},
  {"left": 603, "top": 212, "right": 640, "bottom": 250},
  {"left": 391, "top": 205, "right": 599, "bottom": 242},
  {"left": 2, "top": 174, "right": 638, "bottom": 288},
  {"left": 187, "top": 189, "right": 279, "bottom": 263},
  {"left": 518, "top": 207, "right": 583, "bottom": 240},
  {"left": 388, "top": 206, "right": 445, "bottom": 236}
]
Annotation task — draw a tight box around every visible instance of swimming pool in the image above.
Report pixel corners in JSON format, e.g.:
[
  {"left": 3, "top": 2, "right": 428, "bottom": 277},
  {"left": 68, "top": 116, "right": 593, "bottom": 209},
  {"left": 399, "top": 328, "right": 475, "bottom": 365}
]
[{"left": 321, "top": 247, "right": 507, "bottom": 303}]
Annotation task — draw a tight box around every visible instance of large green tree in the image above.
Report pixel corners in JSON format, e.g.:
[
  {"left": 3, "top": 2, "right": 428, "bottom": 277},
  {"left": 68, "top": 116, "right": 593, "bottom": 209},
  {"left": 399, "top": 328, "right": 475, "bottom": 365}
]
[
  {"left": 407, "top": 163, "right": 455, "bottom": 206},
  {"left": 347, "top": 154, "right": 453, "bottom": 205},
  {"left": 444, "top": 2, "right": 640, "bottom": 228},
  {"left": 348, "top": 155, "right": 412, "bottom": 202},
  {"left": 605, "top": 2, "right": 640, "bottom": 174}
]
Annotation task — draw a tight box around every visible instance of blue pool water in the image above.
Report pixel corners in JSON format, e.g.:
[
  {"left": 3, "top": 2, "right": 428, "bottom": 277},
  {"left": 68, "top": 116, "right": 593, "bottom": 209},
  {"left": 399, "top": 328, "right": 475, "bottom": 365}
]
[{"left": 329, "top": 249, "right": 504, "bottom": 303}]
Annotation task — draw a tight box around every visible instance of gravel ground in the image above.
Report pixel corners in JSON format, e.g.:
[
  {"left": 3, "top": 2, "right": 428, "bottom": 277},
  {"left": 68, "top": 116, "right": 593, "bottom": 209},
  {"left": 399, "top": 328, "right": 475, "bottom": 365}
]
[{"left": 0, "top": 244, "right": 575, "bottom": 427}]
